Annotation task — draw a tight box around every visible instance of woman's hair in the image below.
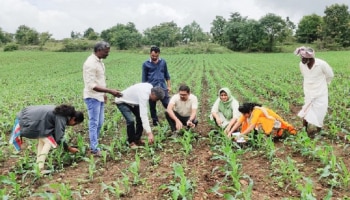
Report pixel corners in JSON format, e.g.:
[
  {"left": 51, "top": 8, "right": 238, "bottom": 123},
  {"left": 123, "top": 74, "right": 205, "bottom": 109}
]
[
  {"left": 54, "top": 104, "right": 84, "bottom": 123},
  {"left": 238, "top": 103, "right": 262, "bottom": 114}
]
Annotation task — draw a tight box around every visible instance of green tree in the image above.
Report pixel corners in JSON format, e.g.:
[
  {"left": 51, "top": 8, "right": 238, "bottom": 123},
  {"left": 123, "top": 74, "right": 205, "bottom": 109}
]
[
  {"left": 224, "top": 12, "right": 248, "bottom": 51},
  {"left": 210, "top": 16, "right": 227, "bottom": 45},
  {"left": 71, "top": 31, "right": 82, "bottom": 39},
  {"left": 323, "top": 4, "right": 350, "bottom": 47},
  {"left": 83, "top": 27, "right": 99, "bottom": 40},
  {"left": 296, "top": 14, "right": 323, "bottom": 43},
  {"left": 38, "top": 32, "right": 52, "bottom": 49},
  {"left": 236, "top": 19, "right": 265, "bottom": 52},
  {"left": 182, "top": 21, "right": 207, "bottom": 43},
  {"left": 101, "top": 22, "right": 142, "bottom": 50},
  {"left": 0, "top": 28, "right": 13, "bottom": 44},
  {"left": 15, "top": 25, "right": 39, "bottom": 45},
  {"left": 143, "top": 21, "right": 181, "bottom": 47},
  {"left": 259, "top": 13, "right": 287, "bottom": 52}
]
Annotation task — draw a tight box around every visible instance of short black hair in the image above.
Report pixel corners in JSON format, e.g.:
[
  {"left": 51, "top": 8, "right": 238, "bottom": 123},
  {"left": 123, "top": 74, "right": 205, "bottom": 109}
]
[
  {"left": 150, "top": 46, "right": 160, "bottom": 53},
  {"left": 178, "top": 84, "right": 190, "bottom": 93},
  {"left": 94, "top": 41, "right": 110, "bottom": 52}
]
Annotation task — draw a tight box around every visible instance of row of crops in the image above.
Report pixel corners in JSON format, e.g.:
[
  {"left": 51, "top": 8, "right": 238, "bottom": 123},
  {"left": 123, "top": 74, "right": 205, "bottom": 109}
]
[{"left": 0, "top": 50, "right": 349, "bottom": 199}]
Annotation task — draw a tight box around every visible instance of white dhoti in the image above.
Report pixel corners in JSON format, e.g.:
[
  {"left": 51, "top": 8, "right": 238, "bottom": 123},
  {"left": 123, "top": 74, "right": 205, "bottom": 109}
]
[{"left": 298, "top": 95, "right": 328, "bottom": 127}]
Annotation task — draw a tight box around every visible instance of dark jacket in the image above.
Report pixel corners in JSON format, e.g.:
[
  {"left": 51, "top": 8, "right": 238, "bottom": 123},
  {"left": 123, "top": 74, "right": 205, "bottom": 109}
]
[{"left": 17, "top": 105, "right": 68, "bottom": 144}]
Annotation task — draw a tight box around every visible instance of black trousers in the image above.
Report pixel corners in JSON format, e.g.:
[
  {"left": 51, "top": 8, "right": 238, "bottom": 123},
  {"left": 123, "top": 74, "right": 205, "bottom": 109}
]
[
  {"left": 116, "top": 103, "right": 143, "bottom": 144},
  {"left": 165, "top": 111, "right": 198, "bottom": 131}
]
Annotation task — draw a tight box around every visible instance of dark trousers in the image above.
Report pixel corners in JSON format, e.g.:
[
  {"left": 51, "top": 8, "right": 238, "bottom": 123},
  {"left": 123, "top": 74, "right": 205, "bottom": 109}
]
[
  {"left": 149, "top": 89, "right": 170, "bottom": 123},
  {"left": 116, "top": 103, "right": 143, "bottom": 144},
  {"left": 165, "top": 111, "right": 198, "bottom": 131}
]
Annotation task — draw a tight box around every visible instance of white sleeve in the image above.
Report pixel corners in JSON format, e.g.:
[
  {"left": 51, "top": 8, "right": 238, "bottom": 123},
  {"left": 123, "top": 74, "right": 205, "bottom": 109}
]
[
  {"left": 138, "top": 92, "right": 151, "bottom": 133},
  {"left": 211, "top": 98, "right": 220, "bottom": 113},
  {"left": 322, "top": 62, "right": 334, "bottom": 84},
  {"left": 231, "top": 99, "right": 241, "bottom": 119}
]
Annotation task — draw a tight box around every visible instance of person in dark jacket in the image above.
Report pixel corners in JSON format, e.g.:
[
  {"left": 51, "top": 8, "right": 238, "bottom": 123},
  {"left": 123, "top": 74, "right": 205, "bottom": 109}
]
[
  {"left": 9, "top": 104, "right": 84, "bottom": 173},
  {"left": 142, "top": 46, "right": 171, "bottom": 126}
]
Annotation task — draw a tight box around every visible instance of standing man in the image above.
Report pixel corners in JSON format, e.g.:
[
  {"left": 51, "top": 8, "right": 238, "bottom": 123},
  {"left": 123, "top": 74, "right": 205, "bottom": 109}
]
[
  {"left": 294, "top": 46, "right": 334, "bottom": 133},
  {"left": 165, "top": 85, "right": 198, "bottom": 134},
  {"left": 115, "top": 83, "right": 165, "bottom": 148},
  {"left": 83, "top": 41, "right": 122, "bottom": 156},
  {"left": 142, "top": 46, "right": 171, "bottom": 126}
]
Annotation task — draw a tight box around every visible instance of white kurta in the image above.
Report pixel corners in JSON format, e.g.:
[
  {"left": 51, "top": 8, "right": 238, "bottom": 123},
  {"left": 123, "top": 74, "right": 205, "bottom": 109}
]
[{"left": 297, "top": 58, "right": 334, "bottom": 127}]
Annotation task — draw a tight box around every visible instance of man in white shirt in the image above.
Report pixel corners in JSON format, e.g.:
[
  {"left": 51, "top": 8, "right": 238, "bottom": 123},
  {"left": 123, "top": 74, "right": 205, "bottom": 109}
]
[
  {"left": 83, "top": 41, "right": 122, "bottom": 156},
  {"left": 294, "top": 46, "right": 334, "bottom": 133},
  {"left": 115, "top": 83, "right": 164, "bottom": 148},
  {"left": 165, "top": 85, "right": 198, "bottom": 133}
]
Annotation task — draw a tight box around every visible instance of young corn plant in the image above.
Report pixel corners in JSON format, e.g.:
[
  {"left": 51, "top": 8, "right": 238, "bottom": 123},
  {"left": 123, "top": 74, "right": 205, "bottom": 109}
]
[
  {"left": 83, "top": 155, "right": 97, "bottom": 181},
  {"left": 153, "top": 123, "right": 169, "bottom": 150},
  {"left": 177, "top": 130, "right": 194, "bottom": 156},
  {"left": 160, "top": 162, "right": 193, "bottom": 200},
  {"left": 0, "top": 172, "right": 24, "bottom": 199},
  {"left": 271, "top": 157, "right": 302, "bottom": 190},
  {"left": 129, "top": 153, "right": 142, "bottom": 185},
  {"left": 338, "top": 158, "right": 350, "bottom": 189},
  {"left": 297, "top": 178, "right": 317, "bottom": 200},
  {"left": 101, "top": 181, "right": 124, "bottom": 198},
  {"left": 76, "top": 134, "right": 86, "bottom": 156},
  {"left": 264, "top": 136, "right": 276, "bottom": 161},
  {"left": 45, "top": 183, "right": 82, "bottom": 199},
  {"left": 143, "top": 141, "right": 161, "bottom": 166}
]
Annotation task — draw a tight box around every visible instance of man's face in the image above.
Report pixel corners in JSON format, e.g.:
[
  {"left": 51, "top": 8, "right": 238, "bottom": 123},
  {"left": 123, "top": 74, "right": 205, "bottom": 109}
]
[
  {"left": 98, "top": 48, "right": 110, "bottom": 59},
  {"left": 150, "top": 51, "right": 159, "bottom": 62},
  {"left": 150, "top": 93, "right": 158, "bottom": 102},
  {"left": 179, "top": 91, "right": 189, "bottom": 101},
  {"left": 301, "top": 57, "right": 310, "bottom": 64}
]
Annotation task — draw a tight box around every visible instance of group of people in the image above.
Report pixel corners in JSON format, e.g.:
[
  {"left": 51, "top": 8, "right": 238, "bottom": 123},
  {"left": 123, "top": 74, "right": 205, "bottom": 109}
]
[
  {"left": 9, "top": 42, "right": 334, "bottom": 174},
  {"left": 210, "top": 46, "right": 333, "bottom": 140}
]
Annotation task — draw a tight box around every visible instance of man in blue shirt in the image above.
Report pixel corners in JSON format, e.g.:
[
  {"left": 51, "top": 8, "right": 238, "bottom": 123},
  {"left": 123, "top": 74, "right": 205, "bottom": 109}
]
[{"left": 142, "top": 46, "right": 171, "bottom": 126}]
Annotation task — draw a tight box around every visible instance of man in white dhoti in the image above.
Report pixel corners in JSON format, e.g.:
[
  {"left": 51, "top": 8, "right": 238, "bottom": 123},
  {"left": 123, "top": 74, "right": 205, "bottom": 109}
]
[{"left": 294, "top": 47, "right": 334, "bottom": 133}]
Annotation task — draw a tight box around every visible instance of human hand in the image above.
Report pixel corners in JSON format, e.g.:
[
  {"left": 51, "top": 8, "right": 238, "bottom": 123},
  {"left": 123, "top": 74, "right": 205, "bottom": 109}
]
[
  {"left": 175, "top": 120, "right": 183, "bottom": 130},
  {"left": 147, "top": 133, "right": 154, "bottom": 144},
  {"left": 187, "top": 120, "right": 195, "bottom": 128},
  {"left": 167, "top": 86, "right": 172, "bottom": 94},
  {"left": 224, "top": 126, "right": 230, "bottom": 134},
  {"left": 216, "top": 119, "right": 222, "bottom": 126},
  {"left": 68, "top": 146, "right": 79, "bottom": 153},
  {"left": 110, "top": 89, "right": 123, "bottom": 97},
  {"left": 104, "top": 94, "right": 108, "bottom": 103}
]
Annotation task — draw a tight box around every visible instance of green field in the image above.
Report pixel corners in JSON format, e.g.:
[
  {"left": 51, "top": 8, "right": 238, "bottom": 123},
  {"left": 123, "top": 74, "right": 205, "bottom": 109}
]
[{"left": 0, "top": 51, "right": 349, "bottom": 199}]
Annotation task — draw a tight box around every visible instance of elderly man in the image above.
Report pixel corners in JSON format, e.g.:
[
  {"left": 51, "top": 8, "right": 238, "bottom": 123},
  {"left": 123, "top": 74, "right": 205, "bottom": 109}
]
[
  {"left": 83, "top": 41, "right": 122, "bottom": 156},
  {"left": 165, "top": 85, "right": 198, "bottom": 134},
  {"left": 115, "top": 83, "right": 164, "bottom": 148},
  {"left": 294, "top": 46, "right": 334, "bottom": 134}
]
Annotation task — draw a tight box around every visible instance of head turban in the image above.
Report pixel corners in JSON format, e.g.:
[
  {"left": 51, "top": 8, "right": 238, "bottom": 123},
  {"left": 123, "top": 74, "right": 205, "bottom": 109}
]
[{"left": 294, "top": 46, "right": 315, "bottom": 58}]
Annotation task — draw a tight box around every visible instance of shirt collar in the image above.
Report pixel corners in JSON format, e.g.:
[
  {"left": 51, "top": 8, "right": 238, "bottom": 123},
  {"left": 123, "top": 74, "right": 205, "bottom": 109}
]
[{"left": 149, "top": 58, "right": 162, "bottom": 63}]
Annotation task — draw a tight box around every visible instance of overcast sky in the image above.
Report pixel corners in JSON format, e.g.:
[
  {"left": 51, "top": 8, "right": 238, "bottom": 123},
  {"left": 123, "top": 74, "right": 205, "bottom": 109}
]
[{"left": 0, "top": 0, "right": 348, "bottom": 39}]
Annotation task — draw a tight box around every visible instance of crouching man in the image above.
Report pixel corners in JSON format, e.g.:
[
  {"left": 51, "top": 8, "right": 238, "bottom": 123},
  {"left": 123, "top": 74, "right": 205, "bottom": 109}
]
[{"left": 165, "top": 85, "right": 198, "bottom": 135}]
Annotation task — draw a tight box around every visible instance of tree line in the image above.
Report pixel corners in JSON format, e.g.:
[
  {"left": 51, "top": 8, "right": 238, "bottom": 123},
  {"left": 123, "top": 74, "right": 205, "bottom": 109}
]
[{"left": 0, "top": 3, "right": 349, "bottom": 52}]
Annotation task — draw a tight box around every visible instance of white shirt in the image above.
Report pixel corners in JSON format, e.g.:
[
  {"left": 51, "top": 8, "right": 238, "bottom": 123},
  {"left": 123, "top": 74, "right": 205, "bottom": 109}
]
[
  {"left": 83, "top": 53, "right": 106, "bottom": 102},
  {"left": 169, "top": 93, "right": 198, "bottom": 117},
  {"left": 299, "top": 58, "right": 334, "bottom": 99},
  {"left": 115, "top": 83, "right": 153, "bottom": 133}
]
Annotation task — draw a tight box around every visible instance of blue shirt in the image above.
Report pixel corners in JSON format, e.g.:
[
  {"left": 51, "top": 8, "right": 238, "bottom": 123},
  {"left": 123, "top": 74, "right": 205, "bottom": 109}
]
[{"left": 142, "top": 58, "right": 170, "bottom": 89}]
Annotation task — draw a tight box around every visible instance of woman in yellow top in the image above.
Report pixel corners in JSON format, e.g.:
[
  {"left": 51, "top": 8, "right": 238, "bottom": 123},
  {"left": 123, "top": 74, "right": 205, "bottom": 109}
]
[{"left": 228, "top": 103, "right": 296, "bottom": 137}]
